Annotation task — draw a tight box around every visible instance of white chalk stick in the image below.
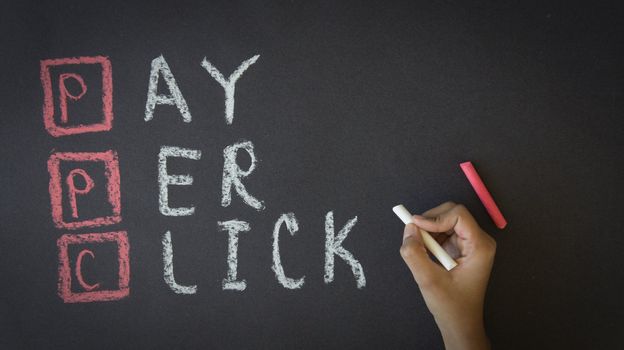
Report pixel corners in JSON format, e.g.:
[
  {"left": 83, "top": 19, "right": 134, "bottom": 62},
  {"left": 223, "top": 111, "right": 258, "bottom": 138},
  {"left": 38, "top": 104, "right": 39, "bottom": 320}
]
[{"left": 393, "top": 204, "right": 458, "bottom": 271}]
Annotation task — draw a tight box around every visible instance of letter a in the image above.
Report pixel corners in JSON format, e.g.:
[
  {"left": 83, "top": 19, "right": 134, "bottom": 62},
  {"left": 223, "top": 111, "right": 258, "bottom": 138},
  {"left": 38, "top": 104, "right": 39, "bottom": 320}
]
[{"left": 145, "top": 55, "right": 192, "bottom": 122}]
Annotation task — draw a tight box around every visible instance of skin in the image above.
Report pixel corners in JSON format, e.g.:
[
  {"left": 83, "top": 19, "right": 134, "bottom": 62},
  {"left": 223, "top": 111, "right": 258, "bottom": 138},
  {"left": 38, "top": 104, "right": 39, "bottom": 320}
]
[{"left": 399, "top": 202, "right": 496, "bottom": 350}]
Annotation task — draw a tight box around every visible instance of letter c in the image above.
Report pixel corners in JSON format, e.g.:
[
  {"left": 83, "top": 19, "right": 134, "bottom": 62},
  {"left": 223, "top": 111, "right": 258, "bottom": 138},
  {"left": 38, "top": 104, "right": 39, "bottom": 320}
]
[{"left": 75, "top": 249, "right": 100, "bottom": 291}]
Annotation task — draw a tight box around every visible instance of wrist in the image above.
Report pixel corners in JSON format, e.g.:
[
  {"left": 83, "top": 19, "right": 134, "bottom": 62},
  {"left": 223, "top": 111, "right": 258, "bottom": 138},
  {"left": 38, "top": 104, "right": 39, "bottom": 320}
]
[{"left": 436, "top": 317, "right": 489, "bottom": 350}]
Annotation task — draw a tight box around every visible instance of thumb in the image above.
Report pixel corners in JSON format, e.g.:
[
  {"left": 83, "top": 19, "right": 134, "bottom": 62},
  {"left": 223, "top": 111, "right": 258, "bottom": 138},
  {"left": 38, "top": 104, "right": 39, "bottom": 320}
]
[{"left": 400, "top": 224, "right": 445, "bottom": 287}]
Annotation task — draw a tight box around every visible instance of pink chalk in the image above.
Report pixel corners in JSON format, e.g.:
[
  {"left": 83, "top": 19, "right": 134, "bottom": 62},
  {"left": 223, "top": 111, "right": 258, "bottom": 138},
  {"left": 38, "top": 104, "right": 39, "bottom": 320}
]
[
  {"left": 460, "top": 161, "right": 507, "bottom": 229},
  {"left": 41, "top": 56, "right": 113, "bottom": 137},
  {"left": 75, "top": 249, "right": 100, "bottom": 291},
  {"left": 57, "top": 231, "right": 130, "bottom": 303},
  {"left": 48, "top": 151, "right": 121, "bottom": 230}
]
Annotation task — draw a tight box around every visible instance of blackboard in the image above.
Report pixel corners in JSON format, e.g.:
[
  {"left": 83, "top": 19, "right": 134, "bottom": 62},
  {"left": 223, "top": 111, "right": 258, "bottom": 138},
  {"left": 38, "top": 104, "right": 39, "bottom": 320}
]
[{"left": 1, "top": 1, "right": 622, "bottom": 349}]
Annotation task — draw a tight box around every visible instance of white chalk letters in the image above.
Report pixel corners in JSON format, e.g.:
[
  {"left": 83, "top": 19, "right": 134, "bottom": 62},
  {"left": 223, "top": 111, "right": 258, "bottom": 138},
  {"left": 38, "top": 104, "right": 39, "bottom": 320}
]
[
  {"left": 158, "top": 146, "right": 201, "bottom": 216},
  {"left": 221, "top": 140, "right": 265, "bottom": 211},
  {"left": 201, "top": 55, "right": 259, "bottom": 124},
  {"left": 151, "top": 55, "right": 365, "bottom": 293},
  {"left": 145, "top": 55, "right": 193, "bottom": 123},
  {"left": 272, "top": 213, "right": 305, "bottom": 289},
  {"left": 218, "top": 220, "right": 250, "bottom": 291},
  {"left": 162, "top": 231, "right": 198, "bottom": 294},
  {"left": 324, "top": 212, "right": 366, "bottom": 289}
]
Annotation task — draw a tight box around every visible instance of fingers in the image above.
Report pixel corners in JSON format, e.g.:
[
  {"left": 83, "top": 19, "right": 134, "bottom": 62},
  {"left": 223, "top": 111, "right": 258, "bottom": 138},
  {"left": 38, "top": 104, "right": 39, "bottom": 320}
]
[
  {"left": 420, "top": 202, "right": 457, "bottom": 244},
  {"left": 421, "top": 201, "right": 456, "bottom": 218},
  {"left": 412, "top": 203, "right": 498, "bottom": 264},
  {"left": 400, "top": 224, "right": 446, "bottom": 287},
  {"left": 412, "top": 203, "right": 481, "bottom": 241}
]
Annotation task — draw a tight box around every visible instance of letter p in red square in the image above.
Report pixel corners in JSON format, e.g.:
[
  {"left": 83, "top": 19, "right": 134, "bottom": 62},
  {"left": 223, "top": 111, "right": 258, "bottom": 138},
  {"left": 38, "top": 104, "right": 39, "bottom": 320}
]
[
  {"left": 40, "top": 56, "right": 113, "bottom": 137},
  {"left": 57, "top": 231, "right": 130, "bottom": 303},
  {"left": 48, "top": 151, "right": 121, "bottom": 230}
]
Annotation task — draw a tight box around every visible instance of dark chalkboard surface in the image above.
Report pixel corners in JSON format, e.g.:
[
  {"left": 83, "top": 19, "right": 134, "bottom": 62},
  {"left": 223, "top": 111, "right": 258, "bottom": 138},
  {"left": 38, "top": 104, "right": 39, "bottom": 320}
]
[{"left": 1, "top": 1, "right": 623, "bottom": 349}]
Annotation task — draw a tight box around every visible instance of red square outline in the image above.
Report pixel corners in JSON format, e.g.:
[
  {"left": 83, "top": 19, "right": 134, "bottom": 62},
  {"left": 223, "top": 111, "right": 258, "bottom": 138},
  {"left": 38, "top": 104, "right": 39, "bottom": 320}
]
[
  {"left": 41, "top": 56, "right": 113, "bottom": 137},
  {"left": 48, "top": 151, "right": 121, "bottom": 230},
  {"left": 57, "top": 231, "right": 130, "bottom": 303}
]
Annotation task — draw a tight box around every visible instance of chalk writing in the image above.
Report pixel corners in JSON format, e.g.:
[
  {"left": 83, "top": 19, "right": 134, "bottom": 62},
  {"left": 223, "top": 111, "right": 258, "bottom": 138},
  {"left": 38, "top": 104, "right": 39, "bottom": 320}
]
[
  {"left": 145, "top": 55, "right": 192, "bottom": 123},
  {"left": 66, "top": 168, "right": 95, "bottom": 219},
  {"left": 201, "top": 55, "right": 259, "bottom": 124},
  {"left": 40, "top": 56, "right": 113, "bottom": 136},
  {"left": 272, "top": 213, "right": 305, "bottom": 289},
  {"left": 218, "top": 220, "right": 251, "bottom": 291},
  {"left": 48, "top": 151, "right": 121, "bottom": 229},
  {"left": 57, "top": 231, "right": 130, "bottom": 303},
  {"left": 42, "top": 53, "right": 366, "bottom": 304},
  {"left": 324, "top": 212, "right": 366, "bottom": 289},
  {"left": 75, "top": 249, "right": 100, "bottom": 291},
  {"left": 58, "top": 73, "right": 87, "bottom": 124},
  {"left": 162, "top": 231, "right": 197, "bottom": 294},
  {"left": 158, "top": 146, "right": 202, "bottom": 216},
  {"left": 221, "top": 140, "right": 265, "bottom": 211}
]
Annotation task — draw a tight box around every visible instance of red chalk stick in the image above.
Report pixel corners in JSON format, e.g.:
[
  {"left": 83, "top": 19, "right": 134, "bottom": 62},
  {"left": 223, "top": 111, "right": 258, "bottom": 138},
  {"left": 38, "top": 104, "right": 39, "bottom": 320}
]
[{"left": 460, "top": 161, "right": 507, "bottom": 229}]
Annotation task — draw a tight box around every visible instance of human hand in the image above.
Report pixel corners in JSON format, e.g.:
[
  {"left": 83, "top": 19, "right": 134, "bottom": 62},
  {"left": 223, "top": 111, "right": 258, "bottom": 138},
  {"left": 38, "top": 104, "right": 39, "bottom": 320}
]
[{"left": 399, "top": 202, "right": 496, "bottom": 350}]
